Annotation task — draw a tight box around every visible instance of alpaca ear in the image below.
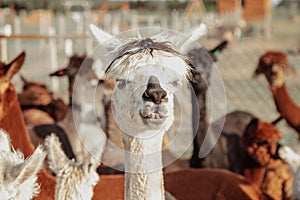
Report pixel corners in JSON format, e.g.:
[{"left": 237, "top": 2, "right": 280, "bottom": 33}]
[
  {"left": 0, "top": 129, "right": 11, "bottom": 152},
  {"left": 253, "top": 67, "right": 262, "bottom": 77},
  {"left": 89, "top": 24, "right": 121, "bottom": 47},
  {"left": 85, "top": 145, "right": 104, "bottom": 171},
  {"left": 84, "top": 131, "right": 105, "bottom": 172},
  {"left": 7, "top": 146, "right": 45, "bottom": 187},
  {"left": 20, "top": 74, "right": 32, "bottom": 90},
  {"left": 244, "top": 118, "right": 259, "bottom": 142},
  {"left": 179, "top": 23, "right": 207, "bottom": 53},
  {"left": 20, "top": 74, "right": 28, "bottom": 85},
  {"left": 45, "top": 134, "right": 68, "bottom": 174},
  {"left": 90, "top": 24, "right": 114, "bottom": 43},
  {"left": 5, "top": 51, "right": 25, "bottom": 80}
]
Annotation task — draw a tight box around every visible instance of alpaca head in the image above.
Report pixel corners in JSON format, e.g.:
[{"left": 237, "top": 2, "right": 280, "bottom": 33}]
[
  {"left": 19, "top": 75, "right": 53, "bottom": 106},
  {"left": 106, "top": 38, "right": 193, "bottom": 137},
  {"left": 0, "top": 52, "right": 25, "bottom": 119},
  {"left": 0, "top": 129, "right": 45, "bottom": 200},
  {"left": 242, "top": 118, "right": 282, "bottom": 166},
  {"left": 49, "top": 55, "right": 97, "bottom": 104},
  {"left": 254, "top": 51, "right": 294, "bottom": 88},
  {"left": 45, "top": 134, "right": 102, "bottom": 200},
  {"left": 90, "top": 24, "right": 203, "bottom": 137}
]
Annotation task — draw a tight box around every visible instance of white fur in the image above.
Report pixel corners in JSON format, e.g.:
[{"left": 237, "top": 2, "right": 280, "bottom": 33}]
[
  {"left": 110, "top": 52, "right": 188, "bottom": 136},
  {"left": 0, "top": 129, "right": 45, "bottom": 200},
  {"left": 89, "top": 24, "right": 121, "bottom": 48},
  {"left": 45, "top": 134, "right": 102, "bottom": 200},
  {"left": 0, "top": 128, "right": 11, "bottom": 152},
  {"left": 179, "top": 23, "right": 207, "bottom": 52}
]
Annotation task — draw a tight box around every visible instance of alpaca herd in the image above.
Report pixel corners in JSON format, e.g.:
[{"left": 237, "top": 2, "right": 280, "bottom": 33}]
[{"left": 0, "top": 24, "right": 299, "bottom": 200}]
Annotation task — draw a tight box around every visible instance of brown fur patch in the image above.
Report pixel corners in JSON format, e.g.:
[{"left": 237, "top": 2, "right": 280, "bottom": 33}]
[{"left": 242, "top": 119, "right": 293, "bottom": 200}]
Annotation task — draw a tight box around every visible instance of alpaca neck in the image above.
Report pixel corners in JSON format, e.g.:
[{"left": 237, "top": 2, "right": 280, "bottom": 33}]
[
  {"left": 0, "top": 86, "right": 35, "bottom": 157},
  {"left": 271, "top": 84, "right": 300, "bottom": 128},
  {"left": 123, "top": 131, "right": 165, "bottom": 200}
]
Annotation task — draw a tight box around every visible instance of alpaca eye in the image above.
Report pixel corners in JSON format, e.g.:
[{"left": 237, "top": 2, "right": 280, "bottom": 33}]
[
  {"left": 257, "top": 140, "right": 269, "bottom": 147},
  {"left": 116, "top": 79, "right": 127, "bottom": 89},
  {"left": 169, "top": 80, "right": 181, "bottom": 87}
]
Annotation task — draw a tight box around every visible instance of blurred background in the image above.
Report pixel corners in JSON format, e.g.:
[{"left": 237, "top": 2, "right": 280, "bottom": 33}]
[{"left": 0, "top": 0, "right": 300, "bottom": 146}]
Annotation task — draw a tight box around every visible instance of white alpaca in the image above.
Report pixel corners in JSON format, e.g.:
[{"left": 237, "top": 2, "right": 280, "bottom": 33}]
[
  {"left": 45, "top": 133, "right": 103, "bottom": 200},
  {"left": 0, "top": 129, "right": 45, "bottom": 200},
  {"left": 90, "top": 24, "right": 206, "bottom": 200}
]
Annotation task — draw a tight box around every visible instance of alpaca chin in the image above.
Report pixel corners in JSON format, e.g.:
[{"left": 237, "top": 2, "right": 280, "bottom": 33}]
[{"left": 270, "top": 78, "right": 284, "bottom": 88}]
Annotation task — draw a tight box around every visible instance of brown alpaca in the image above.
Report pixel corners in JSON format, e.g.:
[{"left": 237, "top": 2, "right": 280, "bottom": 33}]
[
  {"left": 93, "top": 168, "right": 267, "bottom": 200},
  {"left": 242, "top": 118, "right": 293, "bottom": 200},
  {"left": 254, "top": 51, "right": 300, "bottom": 137},
  {"left": 18, "top": 75, "right": 67, "bottom": 125},
  {"left": 0, "top": 52, "right": 56, "bottom": 200}
]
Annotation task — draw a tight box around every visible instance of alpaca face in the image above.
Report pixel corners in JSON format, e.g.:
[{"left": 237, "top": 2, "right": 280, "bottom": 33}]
[
  {"left": 264, "top": 64, "right": 285, "bottom": 87},
  {"left": 243, "top": 119, "right": 282, "bottom": 166},
  {"left": 110, "top": 50, "right": 190, "bottom": 136},
  {"left": 89, "top": 26, "right": 201, "bottom": 137},
  {"left": 254, "top": 51, "right": 292, "bottom": 88},
  {"left": 49, "top": 55, "right": 97, "bottom": 104}
]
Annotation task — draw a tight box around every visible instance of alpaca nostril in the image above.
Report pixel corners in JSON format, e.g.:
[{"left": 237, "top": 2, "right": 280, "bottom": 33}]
[{"left": 143, "top": 76, "right": 168, "bottom": 104}]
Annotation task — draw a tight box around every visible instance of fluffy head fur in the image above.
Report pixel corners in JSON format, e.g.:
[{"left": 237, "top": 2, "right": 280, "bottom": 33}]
[{"left": 0, "top": 129, "right": 46, "bottom": 200}]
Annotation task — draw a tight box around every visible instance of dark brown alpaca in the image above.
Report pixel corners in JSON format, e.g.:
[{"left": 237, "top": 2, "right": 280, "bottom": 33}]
[
  {"left": 18, "top": 75, "right": 67, "bottom": 124},
  {"left": 242, "top": 118, "right": 293, "bottom": 200},
  {"left": 18, "top": 80, "right": 67, "bottom": 129},
  {"left": 254, "top": 51, "right": 300, "bottom": 137}
]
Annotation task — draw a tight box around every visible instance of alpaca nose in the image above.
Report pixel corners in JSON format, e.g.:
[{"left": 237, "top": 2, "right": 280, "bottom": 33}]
[{"left": 143, "top": 76, "right": 167, "bottom": 104}]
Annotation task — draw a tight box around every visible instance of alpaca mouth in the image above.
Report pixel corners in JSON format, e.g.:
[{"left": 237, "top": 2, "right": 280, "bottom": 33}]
[{"left": 139, "top": 108, "right": 168, "bottom": 125}]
